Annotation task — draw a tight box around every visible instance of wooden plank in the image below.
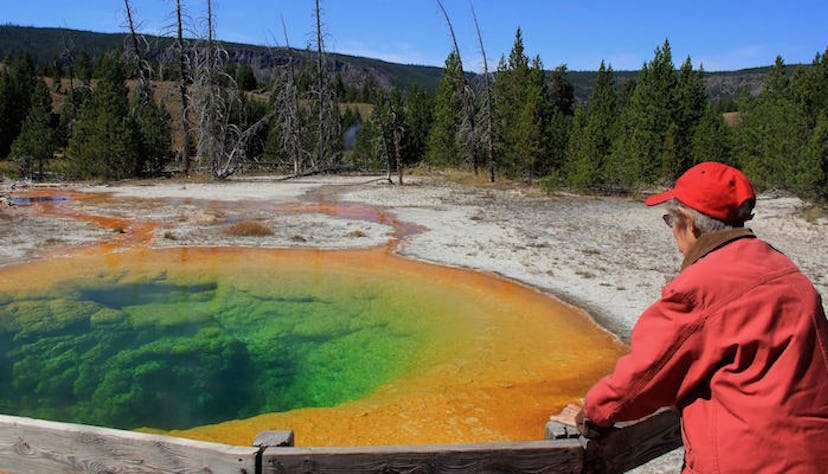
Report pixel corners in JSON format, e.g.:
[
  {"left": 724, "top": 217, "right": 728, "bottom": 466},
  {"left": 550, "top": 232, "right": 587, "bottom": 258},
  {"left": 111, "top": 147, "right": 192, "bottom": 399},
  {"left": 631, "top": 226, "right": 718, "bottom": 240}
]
[
  {"left": 0, "top": 414, "right": 258, "bottom": 474},
  {"left": 583, "top": 409, "right": 682, "bottom": 474},
  {"left": 262, "top": 440, "right": 584, "bottom": 474}
]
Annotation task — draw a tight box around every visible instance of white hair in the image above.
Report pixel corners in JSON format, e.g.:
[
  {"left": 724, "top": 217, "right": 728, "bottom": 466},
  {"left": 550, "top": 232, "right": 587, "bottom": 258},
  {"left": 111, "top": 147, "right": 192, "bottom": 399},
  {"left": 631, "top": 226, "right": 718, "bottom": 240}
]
[{"left": 664, "top": 199, "right": 736, "bottom": 234}]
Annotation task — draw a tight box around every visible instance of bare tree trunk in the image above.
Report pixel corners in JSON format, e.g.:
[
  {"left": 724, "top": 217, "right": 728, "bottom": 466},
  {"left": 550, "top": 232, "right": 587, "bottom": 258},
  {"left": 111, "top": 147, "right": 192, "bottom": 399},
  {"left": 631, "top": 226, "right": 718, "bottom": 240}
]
[
  {"left": 279, "top": 16, "right": 303, "bottom": 176},
  {"left": 124, "top": 0, "right": 143, "bottom": 68},
  {"left": 124, "top": 0, "right": 150, "bottom": 97},
  {"left": 60, "top": 32, "right": 75, "bottom": 92},
  {"left": 394, "top": 136, "right": 403, "bottom": 185},
  {"left": 471, "top": 3, "right": 495, "bottom": 183},
  {"left": 383, "top": 129, "right": 391, "bottom": 181},
  {"left": 204, "top": 0, "right": 218, "bottom": 176},
  {"left": 393, "top": 111, "right": 403, "bottom": 185},
  {"left": 375, "top": 101, "right": 393, "bottom": 182},
  {"left": 436, "top": 0, "right": 478, "bottom": 176},
  {"left": 176, "top": 0, "right": 193, "bottom": 175},
  {"left": 307, "top": 0, "right": 341, "bottom": 174},
  {"left": 314, "top": 0, "right": 325, "bottom": 170}
]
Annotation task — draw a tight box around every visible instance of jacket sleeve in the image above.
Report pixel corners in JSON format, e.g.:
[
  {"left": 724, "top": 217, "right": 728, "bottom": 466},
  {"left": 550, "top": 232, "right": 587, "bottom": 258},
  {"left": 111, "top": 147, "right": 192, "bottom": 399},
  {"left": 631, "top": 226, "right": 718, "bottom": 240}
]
[{"left": 585, "top": 285, "right": 721, "bottom": 426}]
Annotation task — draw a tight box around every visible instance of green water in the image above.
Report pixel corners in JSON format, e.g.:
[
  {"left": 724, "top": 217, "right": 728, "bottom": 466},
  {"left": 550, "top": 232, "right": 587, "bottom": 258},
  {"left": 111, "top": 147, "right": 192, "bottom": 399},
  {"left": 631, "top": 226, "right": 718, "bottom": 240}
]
[{"left": 0, "top": 260, "right": 460, "bottom": 430}]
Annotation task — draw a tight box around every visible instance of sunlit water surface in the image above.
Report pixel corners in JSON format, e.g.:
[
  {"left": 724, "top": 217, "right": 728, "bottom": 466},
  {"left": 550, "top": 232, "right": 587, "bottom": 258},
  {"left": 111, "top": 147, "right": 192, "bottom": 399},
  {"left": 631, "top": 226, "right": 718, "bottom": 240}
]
[{"left": 0, "top": 236, "right": 625, "bottom": 447}]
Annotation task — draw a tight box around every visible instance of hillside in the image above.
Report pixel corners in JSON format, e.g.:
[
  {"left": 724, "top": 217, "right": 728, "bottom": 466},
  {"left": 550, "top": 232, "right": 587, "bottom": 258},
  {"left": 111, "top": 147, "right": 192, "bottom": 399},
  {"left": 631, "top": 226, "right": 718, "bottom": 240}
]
[
  {"left": 0, "top": 25, "right": 444, "bottom": 94},
  {"left": 1, "top": 24, "right": 780, "bottom": 102}
]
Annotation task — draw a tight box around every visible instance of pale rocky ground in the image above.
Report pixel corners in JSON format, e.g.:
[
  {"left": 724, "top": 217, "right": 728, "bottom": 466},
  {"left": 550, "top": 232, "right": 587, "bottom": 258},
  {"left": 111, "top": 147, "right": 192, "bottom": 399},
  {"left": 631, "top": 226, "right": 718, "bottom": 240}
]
[{"left": 2, "top": 174, "right": 826, "bottom": 472}]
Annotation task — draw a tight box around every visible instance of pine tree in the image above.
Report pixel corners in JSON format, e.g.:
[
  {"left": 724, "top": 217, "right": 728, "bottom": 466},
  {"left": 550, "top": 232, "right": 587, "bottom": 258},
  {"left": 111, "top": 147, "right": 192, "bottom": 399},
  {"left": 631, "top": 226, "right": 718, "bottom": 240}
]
[
  {"left": 492, "top": 29, "right": 554, "bottom": 181},
  {"left": 616, "top": 78, "right": 637, "bottom": 112},
  {"left": 566, "top": 61, "right": 616, "bottom": 189},
  {"left": 762, "top": 56, "right": 791, "bottom": 101},
  {"left": 690, "top": 103, "right": 732, "bottom": 166},
  {"left": 131, "top": 81, "right": 172, "bottom": 176},
  {"left": 402, "top": 85, "right": 433, "bottom": 167},
  {"left": 736, "top": 56, "right": 810, "bottom": 191},
  {"left": 426, "top": 51, "right": 463, "bottom": 167},
  {"left": 351, "top": 117, "right": 381, "bottom": 170},
  {"left": 515, "top": 56, "right": 550, "bottom": 182},
  {"left": 76, "top": 51, "right": 93, "bottom": 84},
  {"left": 647, "top": 39, "right": 678, "bottom": 181},
  {"left": 545, "top": 65, "right": 575, "bottom": 176},
  {"left": 607, "top": 39, "right": 679, "bottom": 189},
  {"left": 606, "top": 63, "right": 657, "bottom": 188},
  {"left": 236, "top": 64, "right": 258, "bottom": 92},
  {"left": 668, "top": 57, "right": 707, "bottom": 178},
  {"left": 492, "top": 29, "right": 530, "bottom": 178},
  {"left": 57, "top": 86, "right": 92, "bottom": 147},
  {"left": 66, "top": 54, "right": 141, "bottom": 179},
  {"left": 0, "top": 52, "right": 36, "bottom": 157},
  {"left": 791, "top": 47, "right": 828, "bottom": 127},
  {"left": 563, "top": 104, "right": 588, "bottom": 188},
  {"left": 10, "top": 78, "right": 55, "bottom": 179},
  {"left": 794, "top": 116, "right": 828, "bottom": 200},
  {"left": 262, "top": 118, "right": 284, "bottom": 166}
]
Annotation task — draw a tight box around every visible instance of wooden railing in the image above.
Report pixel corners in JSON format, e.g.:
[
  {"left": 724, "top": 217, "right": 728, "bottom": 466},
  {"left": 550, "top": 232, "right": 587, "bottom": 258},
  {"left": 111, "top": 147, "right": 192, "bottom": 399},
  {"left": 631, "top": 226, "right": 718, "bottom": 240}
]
[{"left": 0, "top": 410, "right": 681, "bottom": 474}]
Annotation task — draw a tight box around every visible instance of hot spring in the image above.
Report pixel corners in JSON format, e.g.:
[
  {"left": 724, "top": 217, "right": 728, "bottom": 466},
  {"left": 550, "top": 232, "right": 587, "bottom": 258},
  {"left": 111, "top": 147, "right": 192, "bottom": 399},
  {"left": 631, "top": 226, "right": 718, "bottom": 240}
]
[{"left": 0, "top": 245, "right": 625, "bottom": 446}]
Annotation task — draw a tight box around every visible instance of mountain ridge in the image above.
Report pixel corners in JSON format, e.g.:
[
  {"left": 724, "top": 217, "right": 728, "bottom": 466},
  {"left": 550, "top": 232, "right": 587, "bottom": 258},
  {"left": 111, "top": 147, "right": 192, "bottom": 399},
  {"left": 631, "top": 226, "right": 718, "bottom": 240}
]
[{"left": 1, "top": 24, "right": 780, "bottom": 102}]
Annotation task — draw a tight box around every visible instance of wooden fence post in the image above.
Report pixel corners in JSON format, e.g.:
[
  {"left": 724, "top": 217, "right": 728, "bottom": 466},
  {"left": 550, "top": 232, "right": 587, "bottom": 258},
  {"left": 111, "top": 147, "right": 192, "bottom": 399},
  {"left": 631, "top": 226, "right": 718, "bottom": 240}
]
[{"left": 581, "top": 409, "right": 682, "bottom": 474}]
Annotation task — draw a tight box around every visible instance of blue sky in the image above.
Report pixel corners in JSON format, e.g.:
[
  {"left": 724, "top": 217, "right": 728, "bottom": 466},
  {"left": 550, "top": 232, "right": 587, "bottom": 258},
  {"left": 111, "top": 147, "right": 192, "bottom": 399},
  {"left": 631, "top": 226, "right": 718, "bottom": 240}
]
[{"left": 3, "top": 0, "right": 827, "bottom": 72}]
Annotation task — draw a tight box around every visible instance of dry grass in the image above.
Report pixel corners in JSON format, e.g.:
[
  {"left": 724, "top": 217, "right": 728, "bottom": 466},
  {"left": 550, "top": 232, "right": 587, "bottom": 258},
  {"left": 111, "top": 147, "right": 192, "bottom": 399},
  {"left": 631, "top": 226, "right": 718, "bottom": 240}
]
[
  {"left": 0, "top": 160, "right": 19, "bottom": 178},
  {"left": 798, "top": 203, "right": 827, "bottom": 224},
  {"left": 340, "top": 102, "right": 374, "bottom": 119},
  {"left": 47, "top": 76, "right": 374, "bottom": 152},
  {"left": 414, "top": 167, "right": 527, "bottom": 191},
  {"left": 723, "top": 112, "right": 741, "bottom": 127},
  {"left": 223, "top": 221, "right": 273, "bottom": 237},
  {"left": 575, "top": 270, "right": 596, "bottom": 279}
]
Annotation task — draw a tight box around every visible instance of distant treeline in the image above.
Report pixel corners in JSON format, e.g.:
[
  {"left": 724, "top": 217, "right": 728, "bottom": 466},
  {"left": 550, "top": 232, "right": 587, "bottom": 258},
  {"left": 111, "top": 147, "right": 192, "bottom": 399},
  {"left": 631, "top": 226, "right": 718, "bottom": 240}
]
[
  {"left": 0, "top": 25, "right": 780, "bottom": 105},
  {"left": 0, "top": 28, "right": 825, "bottom": 201},
  {"left": 357, "top": 33, "right": 827, "bottom": 201}
]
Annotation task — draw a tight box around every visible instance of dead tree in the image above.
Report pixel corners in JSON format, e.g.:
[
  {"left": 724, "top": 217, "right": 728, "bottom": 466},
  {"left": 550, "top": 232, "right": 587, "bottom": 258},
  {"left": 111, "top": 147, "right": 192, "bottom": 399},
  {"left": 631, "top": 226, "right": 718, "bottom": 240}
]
[
  {"left": 123, "top": 0, "right": 145, "bottom": 73},
  {"left": 471, "top": 2, "right": 496, "bottom": 182},
  {"left": 310, "top": 0, "right": 341, "bottom": 172},
  {"left": 372, "top": 95, "right": 394, "bottom": 182},
  {"left": 314, "top": 0, "right": 325, "bottom": 169},
  {"left": 191, "top": 0, "right": 274, "bottom": 179},
  {"left": 123, "top": 0, "right": 151, "bottom": 99},
  {"left": 436, "top": 0, "right": 479, "bottom": 176},
  {"left": 175, "top": 0, "right": 194, "bottom": 175},
  {"left": 59, "top": 31, "right": 76, "bottom": 92},
  {"left": 389, "top": 92, "right": 406, "bottom": 185},
  {"left": 393, "top": 110, "right": 404, "bottom": 185},
  {"left": 270, "top": 16, "right": 306, "bottom": 176}
]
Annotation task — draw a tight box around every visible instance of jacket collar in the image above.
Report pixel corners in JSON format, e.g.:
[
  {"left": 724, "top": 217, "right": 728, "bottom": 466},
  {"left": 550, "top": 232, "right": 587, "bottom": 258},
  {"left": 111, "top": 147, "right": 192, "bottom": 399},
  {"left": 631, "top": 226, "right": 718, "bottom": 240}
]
[{"left": 681, "top": 228, "right": 756, "bottom": 271}]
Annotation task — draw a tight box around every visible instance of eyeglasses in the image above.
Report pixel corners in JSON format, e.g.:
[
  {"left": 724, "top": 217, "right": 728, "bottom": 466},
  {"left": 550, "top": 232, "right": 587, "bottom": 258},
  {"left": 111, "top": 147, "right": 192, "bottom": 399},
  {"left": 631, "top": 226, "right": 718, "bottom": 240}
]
[{"left": 662, "top": 213, "right": 677, "bottom": 228}]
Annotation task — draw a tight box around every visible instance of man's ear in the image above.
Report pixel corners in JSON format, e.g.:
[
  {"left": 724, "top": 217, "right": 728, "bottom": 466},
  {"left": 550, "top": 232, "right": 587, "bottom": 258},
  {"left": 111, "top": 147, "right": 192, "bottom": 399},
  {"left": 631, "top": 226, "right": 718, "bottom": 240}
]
[{"left": 686, "top": 214, "right": 701, "bottom": 238}]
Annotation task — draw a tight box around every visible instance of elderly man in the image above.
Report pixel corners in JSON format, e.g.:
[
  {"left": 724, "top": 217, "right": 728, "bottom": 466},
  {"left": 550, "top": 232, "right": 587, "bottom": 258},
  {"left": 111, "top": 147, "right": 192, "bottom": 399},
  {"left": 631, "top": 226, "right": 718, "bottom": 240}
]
[{"left": 553, "top": 162, "right": 828, "bottom": 473}]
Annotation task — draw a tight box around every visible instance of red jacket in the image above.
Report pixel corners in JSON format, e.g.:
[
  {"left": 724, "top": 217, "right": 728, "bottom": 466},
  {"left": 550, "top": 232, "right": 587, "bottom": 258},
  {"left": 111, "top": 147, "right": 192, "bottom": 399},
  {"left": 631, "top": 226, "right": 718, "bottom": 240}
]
[{"left": 585, "top": 230, "right": 828, "bottom": 473}]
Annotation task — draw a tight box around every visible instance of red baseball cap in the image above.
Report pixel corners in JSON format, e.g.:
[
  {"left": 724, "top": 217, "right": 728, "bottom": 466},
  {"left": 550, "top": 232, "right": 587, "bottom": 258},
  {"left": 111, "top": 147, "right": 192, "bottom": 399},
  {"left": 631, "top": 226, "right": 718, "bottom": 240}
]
[{"left": 645, "top": 162, "right": 756, "bottom": 224}]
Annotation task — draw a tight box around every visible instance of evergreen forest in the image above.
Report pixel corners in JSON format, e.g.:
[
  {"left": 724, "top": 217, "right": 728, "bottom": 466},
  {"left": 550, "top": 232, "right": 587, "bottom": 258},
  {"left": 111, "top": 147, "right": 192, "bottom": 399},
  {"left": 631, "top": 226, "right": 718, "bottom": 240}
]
[{"left": 1, "top": 14, "right": 826, "bottom": 203}]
